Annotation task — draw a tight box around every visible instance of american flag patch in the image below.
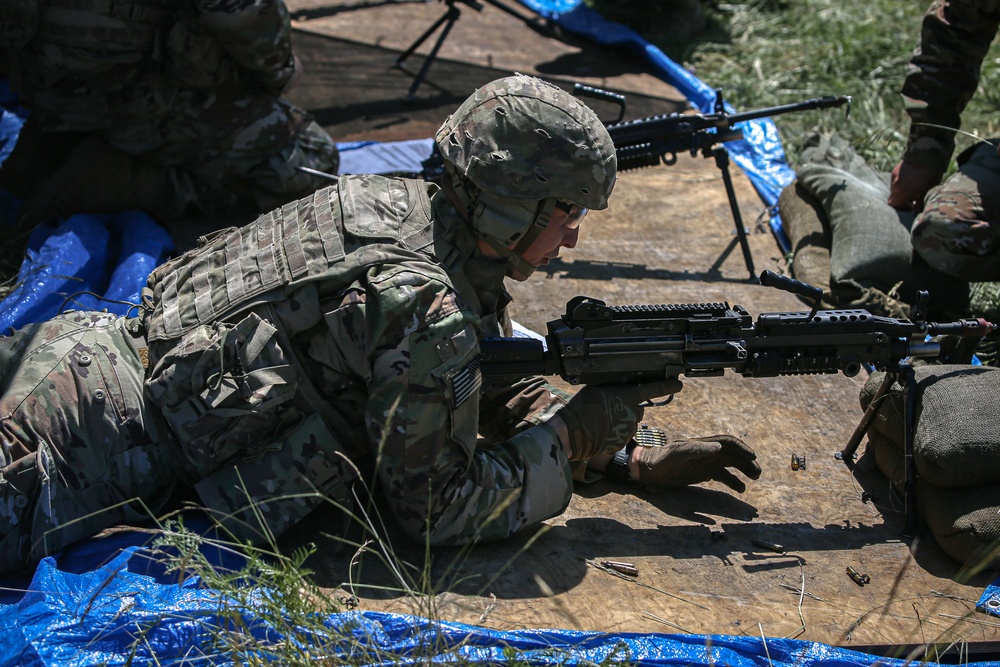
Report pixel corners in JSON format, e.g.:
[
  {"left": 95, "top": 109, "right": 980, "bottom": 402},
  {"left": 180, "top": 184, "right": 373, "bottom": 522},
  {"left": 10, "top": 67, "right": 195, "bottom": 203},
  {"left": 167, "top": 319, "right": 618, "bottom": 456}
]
[{"left": 451, "top": 355, "right": 482, "bottom": 407}]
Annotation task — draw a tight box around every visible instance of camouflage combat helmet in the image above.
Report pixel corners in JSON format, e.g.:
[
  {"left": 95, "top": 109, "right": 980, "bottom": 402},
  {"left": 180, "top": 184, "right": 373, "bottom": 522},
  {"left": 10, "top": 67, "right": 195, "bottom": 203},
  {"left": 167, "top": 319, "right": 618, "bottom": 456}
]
[{"left": 435, "top": 74, "right": 617, "bottom": 278}]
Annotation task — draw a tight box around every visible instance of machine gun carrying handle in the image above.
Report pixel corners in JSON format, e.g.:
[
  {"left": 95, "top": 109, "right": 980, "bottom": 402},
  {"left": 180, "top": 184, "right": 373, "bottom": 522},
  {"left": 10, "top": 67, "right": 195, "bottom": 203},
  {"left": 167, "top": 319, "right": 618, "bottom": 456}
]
[
  {"left": 759, "top": 270, "right": 824, "bottom": 318},
  {"left": 573, "top": 83, "right": 626, "bottom": 124}
]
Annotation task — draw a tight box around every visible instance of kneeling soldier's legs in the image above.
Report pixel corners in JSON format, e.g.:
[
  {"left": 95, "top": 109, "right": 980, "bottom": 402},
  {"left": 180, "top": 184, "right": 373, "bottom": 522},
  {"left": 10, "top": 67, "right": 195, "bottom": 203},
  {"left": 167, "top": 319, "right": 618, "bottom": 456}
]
[{"left": 912, "top": 142, "right": 1000, "bottom": 281}]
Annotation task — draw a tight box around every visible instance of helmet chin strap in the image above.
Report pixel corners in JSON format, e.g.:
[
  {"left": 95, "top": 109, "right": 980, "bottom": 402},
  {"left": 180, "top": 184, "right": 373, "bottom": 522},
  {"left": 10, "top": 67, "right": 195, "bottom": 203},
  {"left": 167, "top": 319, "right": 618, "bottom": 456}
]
[
  {"left": 446, "top": 164, "right": 558, "bottom": 279},
  {"left": 480, "top": 197, "right": 558, "bottom": 280}
]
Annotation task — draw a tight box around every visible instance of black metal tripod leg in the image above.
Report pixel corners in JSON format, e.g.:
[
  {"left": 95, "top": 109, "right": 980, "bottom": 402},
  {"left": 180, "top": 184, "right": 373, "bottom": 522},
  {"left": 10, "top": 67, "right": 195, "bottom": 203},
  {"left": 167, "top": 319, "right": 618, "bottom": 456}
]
[
  {"left": 712, "top": 146, "right": 755, "bottom": 280},
  {"left": 396, "top": 5, "right": 461, "bottom": 99}
]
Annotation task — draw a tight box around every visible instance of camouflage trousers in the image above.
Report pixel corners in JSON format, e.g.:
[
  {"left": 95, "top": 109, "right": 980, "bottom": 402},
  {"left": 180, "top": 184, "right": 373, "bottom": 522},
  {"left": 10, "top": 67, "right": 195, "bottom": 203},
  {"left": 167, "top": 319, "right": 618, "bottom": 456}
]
[
  {"left": 912, "top": 141, "right": 1000, "bottom": 281},
  {"left": 0, "top": 308, "right": 357, "bottom": 573},
  {"left": 0, "top": 312, "right": 177, "bottom": 574}
]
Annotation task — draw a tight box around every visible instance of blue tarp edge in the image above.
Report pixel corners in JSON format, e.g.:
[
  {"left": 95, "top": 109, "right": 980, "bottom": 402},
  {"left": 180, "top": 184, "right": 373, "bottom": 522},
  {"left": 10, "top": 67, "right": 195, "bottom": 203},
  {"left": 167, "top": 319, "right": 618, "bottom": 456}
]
[{"left": 0, "top": 546, "right": 967, "bottom": 667}]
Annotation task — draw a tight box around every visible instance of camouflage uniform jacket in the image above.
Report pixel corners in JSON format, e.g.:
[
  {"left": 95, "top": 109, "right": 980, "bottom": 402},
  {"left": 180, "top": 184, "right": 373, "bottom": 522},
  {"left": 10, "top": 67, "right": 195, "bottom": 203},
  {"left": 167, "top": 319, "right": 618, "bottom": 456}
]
[
  {"left": 902, "top": 0, "right": 1000, "bottom": 175},
  {"left": 141, "top": 175, "right": 574, "bottom": 546},
  {"left": 0, "top": 0, "right": 306, "bottom": 161}
]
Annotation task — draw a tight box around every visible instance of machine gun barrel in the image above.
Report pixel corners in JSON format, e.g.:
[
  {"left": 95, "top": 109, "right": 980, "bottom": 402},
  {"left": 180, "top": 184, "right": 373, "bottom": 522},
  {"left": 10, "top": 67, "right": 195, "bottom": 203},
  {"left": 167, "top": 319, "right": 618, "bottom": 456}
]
[
  {"left": 605, "top": 94, "right": 851, "bottom": 170},
  {"left": 606, "top": 95, "right": 850, "bottom": 146},
  {"left": 480, "top": 293, "right": 995, "bottom": 388}
]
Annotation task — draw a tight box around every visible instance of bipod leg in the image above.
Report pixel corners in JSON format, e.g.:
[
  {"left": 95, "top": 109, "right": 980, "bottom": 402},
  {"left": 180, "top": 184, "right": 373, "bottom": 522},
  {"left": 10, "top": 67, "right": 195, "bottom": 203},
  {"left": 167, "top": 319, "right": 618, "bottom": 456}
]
[
  {"left": 838, "top": 364, "right": 919, "bottom": 540},
  {"left": 900, "top": 363, "right": 917, "bottom": 538},
  {"left": 395, "top": 2, "right": 462, "bottom": 100},
  {"left": 840, "top": 369, "right": 896, "bottom": 469},
  {"left": 711, "top": 145, "right": 755, "bottom": 280}
]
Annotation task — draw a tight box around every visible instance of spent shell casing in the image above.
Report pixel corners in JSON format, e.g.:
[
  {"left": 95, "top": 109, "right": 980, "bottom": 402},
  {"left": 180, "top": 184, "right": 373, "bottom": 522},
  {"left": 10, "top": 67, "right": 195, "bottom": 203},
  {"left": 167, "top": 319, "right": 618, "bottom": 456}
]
[
  {"left": 846, "top": 566, "right": 870, "bottom": 586},
  {"left": 600, "top": 560, "right": 639, "bottom": 576},
  {"left": 751, "top": 539, "right": 785, "bottom": 554}
]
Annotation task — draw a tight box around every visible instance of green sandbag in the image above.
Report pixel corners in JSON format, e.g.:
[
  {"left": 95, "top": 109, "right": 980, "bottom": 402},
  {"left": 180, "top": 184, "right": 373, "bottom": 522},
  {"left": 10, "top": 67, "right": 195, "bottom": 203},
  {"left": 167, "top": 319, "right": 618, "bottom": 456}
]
[
  {"left": 776, "top": 181, "right": 833, "bottom": 307},
  {"left": 866, "top": 430, "right": 1000, "bottom": 566},
  {"left": 860, "top": 365, "right": 1000, "bottom": 488}
]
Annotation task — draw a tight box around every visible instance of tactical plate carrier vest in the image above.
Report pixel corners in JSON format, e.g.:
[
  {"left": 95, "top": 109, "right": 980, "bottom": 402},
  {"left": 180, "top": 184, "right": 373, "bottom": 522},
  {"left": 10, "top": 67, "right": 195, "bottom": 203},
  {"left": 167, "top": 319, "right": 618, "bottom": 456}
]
[{"left": 140, "top": 175, "right": 469, "bottom": 542}]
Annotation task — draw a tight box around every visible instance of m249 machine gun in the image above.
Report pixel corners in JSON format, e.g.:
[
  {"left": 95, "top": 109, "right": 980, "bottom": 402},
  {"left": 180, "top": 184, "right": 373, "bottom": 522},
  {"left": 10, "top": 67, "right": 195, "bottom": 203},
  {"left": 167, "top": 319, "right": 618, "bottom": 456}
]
[
  {"left": 575, "top": 85, "right": 852, "bottom": 279},
  {"left": 480, "top": 271, "right": 995, "bottom": 534}
]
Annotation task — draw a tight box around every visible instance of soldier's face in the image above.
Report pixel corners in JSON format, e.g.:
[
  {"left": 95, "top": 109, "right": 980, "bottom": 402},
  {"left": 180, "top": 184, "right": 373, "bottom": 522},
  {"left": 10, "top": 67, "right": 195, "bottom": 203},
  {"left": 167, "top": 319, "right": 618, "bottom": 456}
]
[{"left": 514, "top": 204, "right": 585, "bottom": 279}]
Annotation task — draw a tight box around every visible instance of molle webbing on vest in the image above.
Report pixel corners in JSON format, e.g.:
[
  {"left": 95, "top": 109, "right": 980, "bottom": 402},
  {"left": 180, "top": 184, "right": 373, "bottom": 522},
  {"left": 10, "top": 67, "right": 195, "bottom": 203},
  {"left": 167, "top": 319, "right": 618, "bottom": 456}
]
[
  {"left": 144, "top": 177, "right": 443, "bottom": 343},
  {"left": 312, "top": 183, "right": 347, "bottom": 266}
]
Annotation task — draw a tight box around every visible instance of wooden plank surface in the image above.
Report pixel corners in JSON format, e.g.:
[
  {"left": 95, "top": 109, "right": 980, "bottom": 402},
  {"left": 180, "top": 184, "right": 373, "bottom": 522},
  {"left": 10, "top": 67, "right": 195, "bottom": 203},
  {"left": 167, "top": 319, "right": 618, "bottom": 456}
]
[{"left": 279, "top": 2, "right": 1000, "bottom": 651}]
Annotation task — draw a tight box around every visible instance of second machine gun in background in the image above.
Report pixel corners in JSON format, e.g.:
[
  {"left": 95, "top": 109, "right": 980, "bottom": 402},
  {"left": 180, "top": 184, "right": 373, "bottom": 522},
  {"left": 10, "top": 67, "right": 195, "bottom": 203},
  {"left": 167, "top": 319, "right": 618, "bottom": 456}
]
[
  {"left": 575, "top": 85, "right": 851, "bottom": 279},
  {"left": 480, "top": 271, "right": 996, "bottom": 536}
]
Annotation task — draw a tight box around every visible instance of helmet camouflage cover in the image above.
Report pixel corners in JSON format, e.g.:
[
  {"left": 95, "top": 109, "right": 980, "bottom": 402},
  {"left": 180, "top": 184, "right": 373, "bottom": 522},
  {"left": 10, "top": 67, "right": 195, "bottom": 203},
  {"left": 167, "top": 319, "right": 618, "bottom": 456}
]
[{"left": 435, "top": 74, "right": 617, "bottom": 212}]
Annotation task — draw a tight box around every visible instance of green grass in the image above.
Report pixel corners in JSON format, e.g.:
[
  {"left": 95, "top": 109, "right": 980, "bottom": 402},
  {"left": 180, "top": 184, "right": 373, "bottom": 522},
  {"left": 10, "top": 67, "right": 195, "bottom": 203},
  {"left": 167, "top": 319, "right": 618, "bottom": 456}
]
[{"left": 589, "top": 0, "right": 1000, "bottom": 172}]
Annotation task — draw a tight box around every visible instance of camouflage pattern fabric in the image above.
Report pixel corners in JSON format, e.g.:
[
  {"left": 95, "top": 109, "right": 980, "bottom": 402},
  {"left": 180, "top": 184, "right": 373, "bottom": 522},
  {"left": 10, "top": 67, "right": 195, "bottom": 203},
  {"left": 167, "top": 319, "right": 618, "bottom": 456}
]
[
  {"left": 901, "top": 0, "right": 1000, "bottom": 176},
  {"left": 0, "top": 312, "right": 177, "bottom": 574},
  {"left": 0, "top": 175, "right": 577, "bottom": 571},
  {"left": 0, "top": 0, "right": 337, "bottom": 221},
  {"left": 437, "top": 74, "right": 617, "bottom": 210},
  {"left": 141, "top": 175, "right": 574, "bottom": 548},
  {"left": 912, "top": 141, "right": 1000, "bottom": 280}
]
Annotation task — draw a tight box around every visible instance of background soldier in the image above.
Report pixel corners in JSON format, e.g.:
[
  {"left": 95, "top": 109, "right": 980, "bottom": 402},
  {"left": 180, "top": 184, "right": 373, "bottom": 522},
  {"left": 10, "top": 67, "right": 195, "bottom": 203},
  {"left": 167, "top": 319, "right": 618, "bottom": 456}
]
[
  {"left": 0, "top": 75, "right": 759, "bottom": 575},
  {"left": 887, "top": 0, "right": 1000, "bottom": 281},
  {"left": 0, "top": 0, "right": 338, "bottom": 229}
]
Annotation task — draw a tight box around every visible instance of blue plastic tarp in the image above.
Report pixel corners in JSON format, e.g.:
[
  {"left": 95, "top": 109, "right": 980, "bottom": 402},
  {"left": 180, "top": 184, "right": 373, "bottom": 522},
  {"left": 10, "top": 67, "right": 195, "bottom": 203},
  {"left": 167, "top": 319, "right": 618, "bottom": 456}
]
[
  {"left": 0, "top": 86, "right": 175, "bottom": 331},
  {"left": 0, "top": 211, "right": 174, "bottom": 332},
  {"left": 0, "top": 544, "right": 964, "bottom": 667}
]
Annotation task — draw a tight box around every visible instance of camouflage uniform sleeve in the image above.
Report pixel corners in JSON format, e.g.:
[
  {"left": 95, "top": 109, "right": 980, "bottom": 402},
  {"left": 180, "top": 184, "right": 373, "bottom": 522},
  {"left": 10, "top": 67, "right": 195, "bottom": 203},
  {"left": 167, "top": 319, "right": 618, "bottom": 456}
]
[
  {"left": 366, "top": 275, "right": 574, "bottom": 546},
  {"left": 475, "top": 304, "right": 571, "bottom": 439},
  {"left": 901, "top": 0, "right": 1000, "bottom": 175},
  {"left": 189, "top": 0, "right": 295, "bottom": 95},
  {"left": 477, "top": 376, "right": 571, "bottom": 440}
]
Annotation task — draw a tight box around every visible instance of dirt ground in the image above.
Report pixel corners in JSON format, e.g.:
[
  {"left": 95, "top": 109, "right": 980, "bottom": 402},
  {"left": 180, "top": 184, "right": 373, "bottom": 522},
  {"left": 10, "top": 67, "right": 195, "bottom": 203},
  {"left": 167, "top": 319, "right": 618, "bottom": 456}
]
[{"left": 277, "top": 0, "right": 1000, "bottom": 655}]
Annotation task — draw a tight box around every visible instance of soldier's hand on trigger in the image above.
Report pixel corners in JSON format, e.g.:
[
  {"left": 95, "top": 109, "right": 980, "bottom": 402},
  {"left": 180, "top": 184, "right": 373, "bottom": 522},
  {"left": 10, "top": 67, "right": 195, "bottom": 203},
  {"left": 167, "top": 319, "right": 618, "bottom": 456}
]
[
  {"left": 634, "top": 433, "right": 761, "bottom": 493},
  {"left": 555, "top": 380, "right": 683, "bottom": 461}
]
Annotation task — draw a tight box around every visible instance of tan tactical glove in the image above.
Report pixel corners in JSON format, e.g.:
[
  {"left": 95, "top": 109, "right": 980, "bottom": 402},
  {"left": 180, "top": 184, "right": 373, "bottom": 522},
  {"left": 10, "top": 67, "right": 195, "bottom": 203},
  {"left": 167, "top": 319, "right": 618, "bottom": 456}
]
[
  {"left": 635, "top": 433, "right": 761, "bottom": 492},
  {"left": 557, "top": 380, "right": 682, "bottom": 461}
]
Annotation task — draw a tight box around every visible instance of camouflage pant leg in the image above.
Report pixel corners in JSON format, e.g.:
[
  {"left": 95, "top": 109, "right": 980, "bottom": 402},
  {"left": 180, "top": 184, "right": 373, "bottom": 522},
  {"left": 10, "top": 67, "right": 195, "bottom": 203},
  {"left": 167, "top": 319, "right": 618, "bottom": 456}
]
[
  {"left": 193, "top": 412, "right": 356, "bottom": 547},
  {"left": 912, "top": 141, "right": 1000, "bottom": 281},
  {"left": 0, "top": 312, "right": 177, "bottom": 574}
]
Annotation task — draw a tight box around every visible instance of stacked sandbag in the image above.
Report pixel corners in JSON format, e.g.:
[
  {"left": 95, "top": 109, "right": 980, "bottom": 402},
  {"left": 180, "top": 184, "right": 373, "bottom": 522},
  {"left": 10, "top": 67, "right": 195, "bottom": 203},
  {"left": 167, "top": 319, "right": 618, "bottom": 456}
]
[
  {"left": 777, "top": 181, "right": 834, "bottom": 308},
  {"left": 860, "top": 365, "right": 1000, "bottom": 565}
]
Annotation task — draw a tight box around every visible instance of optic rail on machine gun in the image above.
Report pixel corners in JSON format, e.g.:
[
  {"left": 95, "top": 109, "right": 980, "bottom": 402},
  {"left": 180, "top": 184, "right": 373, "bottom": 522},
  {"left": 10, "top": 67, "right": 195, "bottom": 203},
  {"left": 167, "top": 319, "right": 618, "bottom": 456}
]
[
  {"left": 480, "top": 270, "right": 996, "bottom": 536},
  {"left": 574, "top": 85, "right": 852, "bottom": 280}
]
